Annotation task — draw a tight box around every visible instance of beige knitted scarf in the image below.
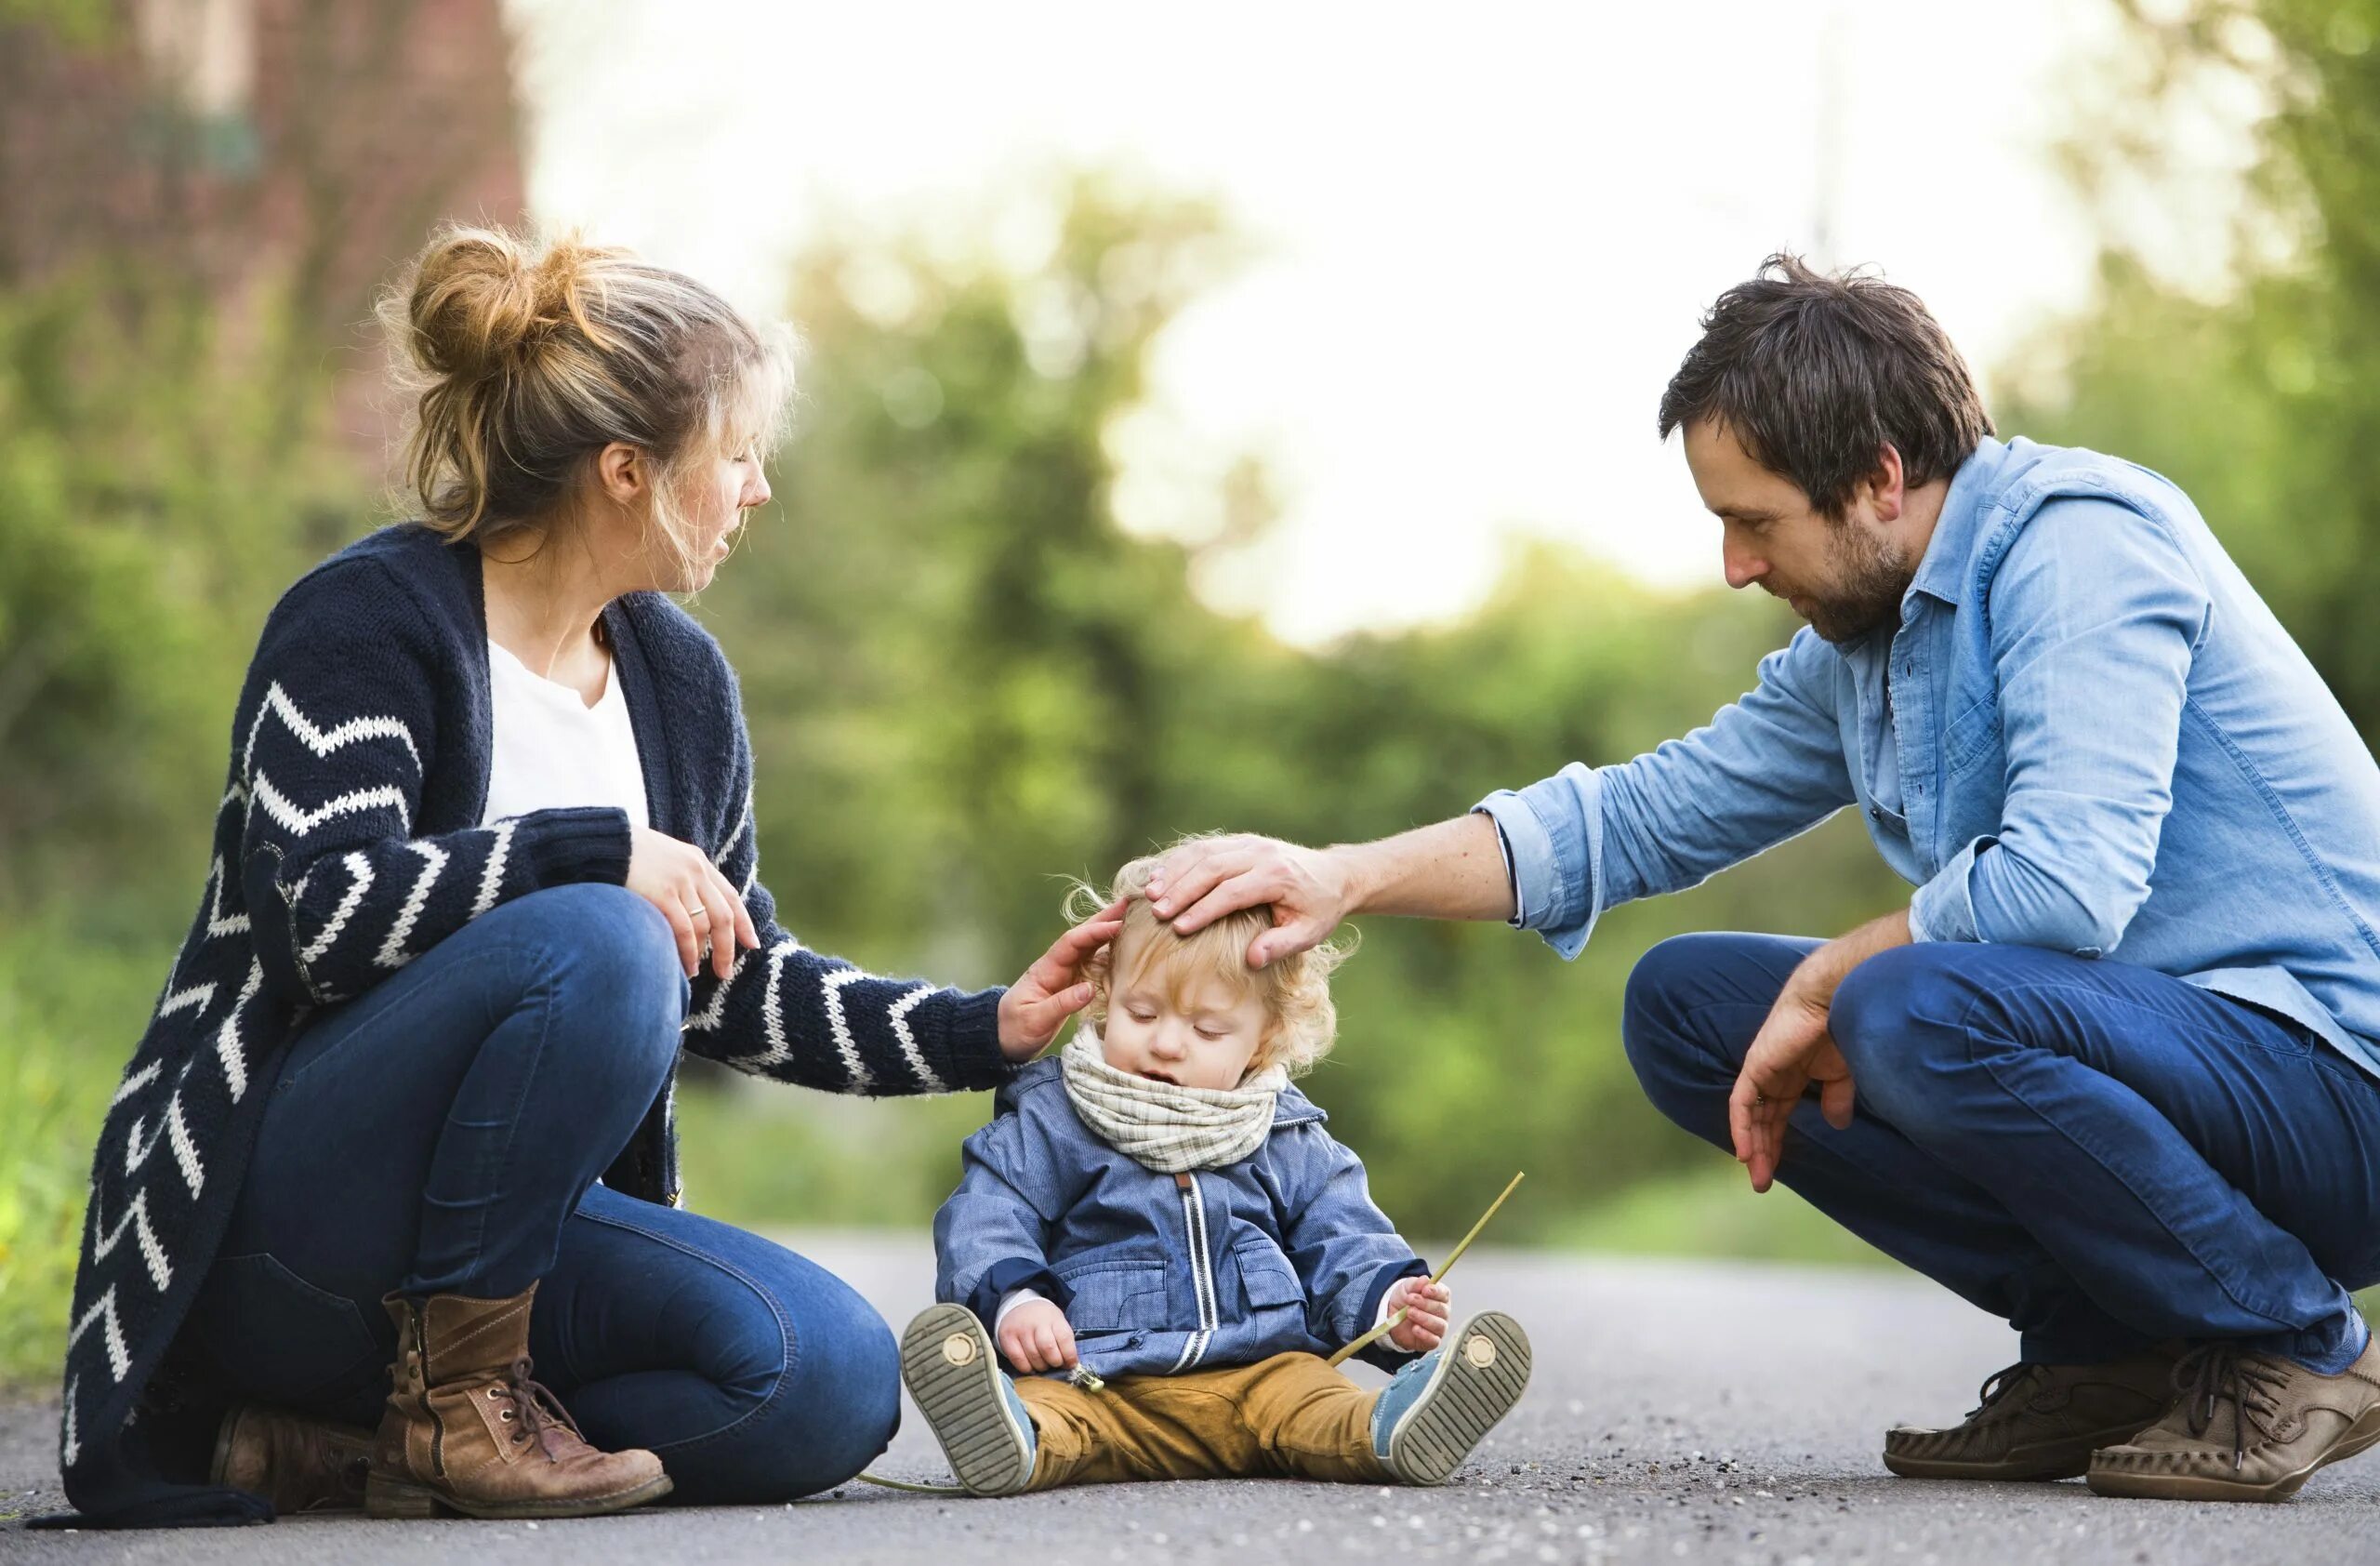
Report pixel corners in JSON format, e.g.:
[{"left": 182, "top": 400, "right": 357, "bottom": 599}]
[{"left": 1060, "top": 1029, "right": 1288, "bottom": 1173}]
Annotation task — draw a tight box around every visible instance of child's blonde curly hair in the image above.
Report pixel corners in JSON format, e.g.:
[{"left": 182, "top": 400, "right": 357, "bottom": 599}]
[{"left": 1064, "top": 836, "right": 1355, "bottom": 1079}]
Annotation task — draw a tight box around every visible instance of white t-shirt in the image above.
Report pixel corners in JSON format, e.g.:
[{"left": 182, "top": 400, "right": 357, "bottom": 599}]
[{"left": 481, "top": 638, "right": 650, "bottom": 830}]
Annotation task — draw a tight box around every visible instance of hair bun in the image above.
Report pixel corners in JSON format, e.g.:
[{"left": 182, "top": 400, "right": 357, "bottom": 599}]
[{"left": 403, "top": 227, "right": 612, "bottom": 382}]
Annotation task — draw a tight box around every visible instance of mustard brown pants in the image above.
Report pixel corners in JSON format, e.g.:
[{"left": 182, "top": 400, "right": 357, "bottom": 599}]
[{"left": 1014, "top": 1352, "right": 1391, "bottom": 1488}]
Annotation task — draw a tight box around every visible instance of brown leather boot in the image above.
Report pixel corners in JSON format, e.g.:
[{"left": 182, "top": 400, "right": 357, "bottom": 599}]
[
  {"left": 1883, "top": 1343, "right": 2182, "bottom": 1480},
  {"left": 210, "top": 1402, "right": 375, "bottom": 1513},
  {"left": 365, "top": 1282, "right": 672, "bottom": 1519}
]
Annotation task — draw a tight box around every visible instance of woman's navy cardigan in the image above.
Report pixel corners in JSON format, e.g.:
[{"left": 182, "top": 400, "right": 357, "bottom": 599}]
[{"left": 52, "top": 524, "right": 1010, "bottom": 1526}]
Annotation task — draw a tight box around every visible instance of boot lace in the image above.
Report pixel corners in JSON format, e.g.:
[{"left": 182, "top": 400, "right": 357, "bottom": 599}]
[
  {"left": 2171, "top": 1343, "right": 2288, "bottom": 1471},
  {"left": 494, "top": 1356, "right": 584, "bottom": 1461},
  {"left": 1967, "top": 1360, "right": 2047, "bottom": 1419}
]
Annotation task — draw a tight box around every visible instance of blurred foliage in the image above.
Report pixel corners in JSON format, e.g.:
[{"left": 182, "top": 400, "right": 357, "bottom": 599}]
[
  {"left": 14, "top": 0, "right": 2380, "bottom": 1387},
  {"left": 0, "top": 270, "right": 353, "bottom": 918},
  {"left": 684, "top": 172, "right": 1906, "bottom": 1247},
  {"left": 2007, "top": 0, "right": 2380, "bottom": 741}
]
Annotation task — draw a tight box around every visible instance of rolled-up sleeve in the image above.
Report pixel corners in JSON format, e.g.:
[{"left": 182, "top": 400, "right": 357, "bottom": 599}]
[
  {"left": 1474, "top": 763, "right": 1604, "bottom": 959},
  {"left": 1906, "top": 497, "right": 2207, "bottom": 957},
  {"left": 1475, "top": 628, "right": 1856, "bottom": 961},
  {"left": 1908, "top": 837, "right": 1985, "bottom": 944}
]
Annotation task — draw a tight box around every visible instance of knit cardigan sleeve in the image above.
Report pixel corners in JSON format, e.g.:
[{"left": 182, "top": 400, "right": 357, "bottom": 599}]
[
  {"left": 237, "top": 559, "right": 634, "bottom": 1009},
  {"left": 677, "top": 676, "right": 1011, "bottom": 1096}
]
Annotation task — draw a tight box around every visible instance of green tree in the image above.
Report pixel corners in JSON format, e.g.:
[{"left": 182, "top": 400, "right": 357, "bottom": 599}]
[
  {"left": 685, "top": 179, "right": 1908, "bottom": 1240},
  {"left": 2006, "top": 0, "right": 2380, "bottom": 737}
]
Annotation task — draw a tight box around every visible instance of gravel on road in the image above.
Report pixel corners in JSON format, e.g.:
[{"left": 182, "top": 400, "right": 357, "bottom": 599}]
[{"left": 6, "top": 1237, "right": 2373, "bottom": 1565}]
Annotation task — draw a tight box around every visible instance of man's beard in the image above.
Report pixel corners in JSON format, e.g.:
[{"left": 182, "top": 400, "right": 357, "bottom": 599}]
[{"left": 1799, "top": 522, "right": 1916, "bottom": 644}]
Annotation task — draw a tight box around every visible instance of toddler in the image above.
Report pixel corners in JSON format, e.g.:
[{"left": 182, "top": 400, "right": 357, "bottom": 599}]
[{"left": 902, "top": 845, "right": 1530, "bottom": 1493}]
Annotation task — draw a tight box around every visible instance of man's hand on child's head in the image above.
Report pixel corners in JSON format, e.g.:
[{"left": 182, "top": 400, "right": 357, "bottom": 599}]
[
  {"left": 998, "top": 898, "right": 1128, "bottom": 1061},
  {"left": 1144, "top": 834, "right": 1352, "bottom": 967},
  {"left": 998, "top": 1298, "right": 1079, "bottom": 1374},
  {"left": 1384, "top": 1278, "right": 1451, "bottom": 1353}
]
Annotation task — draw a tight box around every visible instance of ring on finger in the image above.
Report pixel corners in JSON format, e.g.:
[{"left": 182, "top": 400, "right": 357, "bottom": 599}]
[{"left": 688, "top": 903, "right": 708, "bottom": 921}]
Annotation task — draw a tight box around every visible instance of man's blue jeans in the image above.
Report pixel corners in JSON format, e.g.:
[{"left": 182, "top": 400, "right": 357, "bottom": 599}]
[
  {"left": 1622, "top": 934, "right": 2380, "bottom": 1373},
  {"left": 181, "top": 883, "right": 899, "bottom": 1505}
]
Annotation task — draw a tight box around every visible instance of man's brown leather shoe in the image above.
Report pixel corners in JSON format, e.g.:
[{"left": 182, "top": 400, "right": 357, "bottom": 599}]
[
  {"left": 365, "top": 1281, "right": 673, "bottom": 1519},
  {"left": 1883, "top": 1344, "right": 2181, "bottom": 1480},
  {"left": 2087, "top": 1334, "right": 2380, "bottom": 1501},
  {"left": 210, "top": 1402, "right": 375, "bottom": 1513}
]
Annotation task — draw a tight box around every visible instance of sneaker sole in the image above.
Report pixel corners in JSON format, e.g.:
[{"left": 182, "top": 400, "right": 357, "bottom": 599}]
[
  {"left": 901, "top": 1304, "right": 1035, "bottom": 1497},
  {"left": 1383, "top": 1312, "right": 1531, "bottom": 1487},
  {"left": 2084, "top": 1404, "right": 2380, "bottom": 1503}
]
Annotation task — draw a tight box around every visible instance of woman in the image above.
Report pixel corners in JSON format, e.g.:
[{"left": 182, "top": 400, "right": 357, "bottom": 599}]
[{"left": 54, "top": 227, "right": 1121, "bottom": 1526}]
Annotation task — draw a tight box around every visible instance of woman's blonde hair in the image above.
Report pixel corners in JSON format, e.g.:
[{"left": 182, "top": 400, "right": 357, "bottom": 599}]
[
  {"left": 1064, "top": 837, "right": 1355, "bottom": 1079},
  {"left": 376, "top": 224, "right": 798, "bottom": 580}
]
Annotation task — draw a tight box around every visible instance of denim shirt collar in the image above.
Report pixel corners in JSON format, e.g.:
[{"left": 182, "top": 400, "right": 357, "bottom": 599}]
[{"left": 1903, "top": 436, "right": 2013, "bottom": 611}]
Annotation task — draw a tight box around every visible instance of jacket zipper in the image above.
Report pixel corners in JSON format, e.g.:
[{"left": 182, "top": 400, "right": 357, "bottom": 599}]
[{"left": 1170, "top": 1172, "right": 1218, "bottom": 1373}]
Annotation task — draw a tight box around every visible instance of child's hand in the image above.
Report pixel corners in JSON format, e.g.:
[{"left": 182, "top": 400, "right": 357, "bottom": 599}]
[
  {"left": 1384, "top": 1278, "right": 1450, "bottom": 1353},
  {"left": 997, "top": 899, "right": 1127, "bottom": 1062},
  {"left": 998, "top": 1298, "right": 1079, "bottom": 1374}
]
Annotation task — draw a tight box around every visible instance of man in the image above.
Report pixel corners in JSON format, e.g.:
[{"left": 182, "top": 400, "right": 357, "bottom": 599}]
[{"left": 1146, "top": 255, "right": 2380, "bottom": 1503}]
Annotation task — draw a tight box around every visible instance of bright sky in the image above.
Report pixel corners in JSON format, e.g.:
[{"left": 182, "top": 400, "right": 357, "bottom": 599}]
[{"left": 512, "top": 0, "right": 2152, "bottom": 644}]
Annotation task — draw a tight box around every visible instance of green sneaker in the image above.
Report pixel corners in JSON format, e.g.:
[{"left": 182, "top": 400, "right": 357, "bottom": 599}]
[
  {"left": 1370, "top": 1312, "right": 1531, "bottom": 1486},
  {"left": 901, "top": 1304, "right": 1037, "bottom": 1496}
]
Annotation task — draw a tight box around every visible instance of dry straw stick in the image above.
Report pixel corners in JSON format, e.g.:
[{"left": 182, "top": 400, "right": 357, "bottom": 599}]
[{"left": 1325, "top": 1170, "right": 1526, "bottom": 1369}]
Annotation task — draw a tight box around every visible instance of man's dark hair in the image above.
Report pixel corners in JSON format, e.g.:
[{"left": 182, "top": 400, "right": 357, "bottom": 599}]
[{"left": 1657, "top": 253, "right": 1993, "bottom": 516}]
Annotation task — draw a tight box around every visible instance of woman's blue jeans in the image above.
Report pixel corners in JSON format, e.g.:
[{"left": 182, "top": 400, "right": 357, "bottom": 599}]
[
  {"left": 182, "top": 883, "right": 899, "bottom": 1506},
  {"left": 1622, "top": 933, "right": 2380, "bottom": 1373}
]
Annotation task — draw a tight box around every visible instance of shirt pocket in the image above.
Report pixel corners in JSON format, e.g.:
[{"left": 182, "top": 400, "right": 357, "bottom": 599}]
[
  {"left": 1054, "top": 1254, "right": 1170, "bottom": 1333},
  {"left": 1230, "top": 1238, "right": 1306, "bottom": 1313},
  {"left": 1944, "top": 692, "right": 2003, "bottom": 779}
]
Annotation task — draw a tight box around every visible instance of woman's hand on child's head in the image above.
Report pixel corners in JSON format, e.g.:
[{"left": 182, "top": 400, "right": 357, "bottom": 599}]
[
  {"left": 1384, "top": 1278, "right": 1451, "bottom": 1354},
  {"left": 998, "top": 1299, "right": 1079, "bottom": 1374},
  {"left": 997, "top": 899, "right": 1128, "bottom": 1062}
]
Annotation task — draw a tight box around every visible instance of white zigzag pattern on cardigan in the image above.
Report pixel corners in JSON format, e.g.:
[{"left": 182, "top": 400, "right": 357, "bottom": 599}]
[
  {"left": 302, "top": 852, "right": 373, "bottom": 965},
  {"left": 374, "top": 839, "right": 448, "bottom": 969},
  {"left": 888, "top": 986, "right": 945, "bottom": 1094},
  {"left": 62, "top": 561, "right": 1012, "bottom": 1519},
  {"left": 87, "top": 1188, "right": 171, "bottom": 1293},
  {"left": 242, "top": 682, "right": 421, "bottom": 774},
  {"left": 77, "top": 687, "right": 423, "bottom": 1440}
]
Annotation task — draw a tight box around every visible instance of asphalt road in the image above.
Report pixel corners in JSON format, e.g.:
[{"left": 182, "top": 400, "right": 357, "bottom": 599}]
[{"left": 7, "top": 1237, "right": 2377, "bottom": 1564}]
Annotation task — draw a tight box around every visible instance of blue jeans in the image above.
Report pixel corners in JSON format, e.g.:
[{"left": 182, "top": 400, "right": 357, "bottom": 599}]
[
  {"left": 182, "top": 883, "right": 900, "bottom": 1505},
  {"left": 1622, "top": 934, "right": 2380, "bottom": 1373}
]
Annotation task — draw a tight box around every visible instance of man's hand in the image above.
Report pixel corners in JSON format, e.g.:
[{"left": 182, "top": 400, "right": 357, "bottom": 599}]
[
  {"left": 1144, "top": 835, "right": 1354, "bottom": 967},
  {"left": 1143, "top": 816, "right": 1515, "bottom": 969},
  {"left": 1383, "top": 1277, "right": 1450, "bottom": 1353},
  {"left": 997, "top": 898, "right": 1126, "bottom": 1061},
  {"left": 1727, "top": 982, "right": 1853, "bottom": 1193},
  {"left": 1726, "top": 908, "right": 1912, "bottom": 1190},
  {"left": 998, "top": 1298, "right": 1078, "bottom": 1374}
]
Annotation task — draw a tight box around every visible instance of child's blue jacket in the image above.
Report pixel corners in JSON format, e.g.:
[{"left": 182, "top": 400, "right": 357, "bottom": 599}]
[{"left": 932, "top": 1057, "right": 1430, "bottom": 1377}]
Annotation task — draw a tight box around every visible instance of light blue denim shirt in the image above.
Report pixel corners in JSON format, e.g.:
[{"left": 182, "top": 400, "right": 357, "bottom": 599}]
[{"left": 1476, "top": 436, "right": 2380, "bottom": 1078}]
